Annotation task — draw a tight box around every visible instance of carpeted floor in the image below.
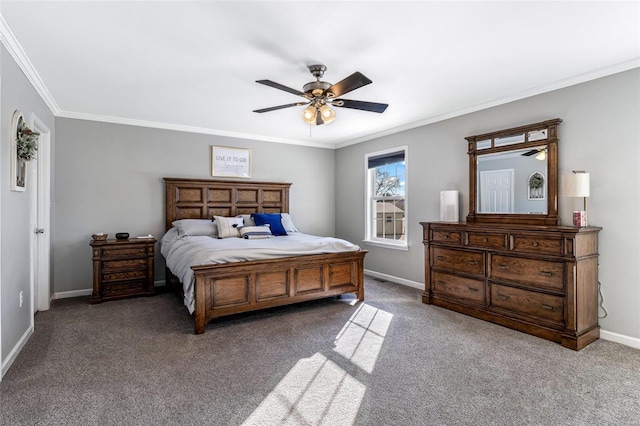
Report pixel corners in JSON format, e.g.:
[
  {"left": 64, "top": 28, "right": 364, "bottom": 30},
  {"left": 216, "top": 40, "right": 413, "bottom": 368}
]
[{"left": 1, "top": 277, "right": 639, "bottom": 425}]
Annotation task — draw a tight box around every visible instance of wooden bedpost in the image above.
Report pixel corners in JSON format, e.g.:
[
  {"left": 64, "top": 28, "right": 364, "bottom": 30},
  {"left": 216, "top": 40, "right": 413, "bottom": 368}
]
[{"left": 194, "top": 276, "right": 206, "bottom": 334}]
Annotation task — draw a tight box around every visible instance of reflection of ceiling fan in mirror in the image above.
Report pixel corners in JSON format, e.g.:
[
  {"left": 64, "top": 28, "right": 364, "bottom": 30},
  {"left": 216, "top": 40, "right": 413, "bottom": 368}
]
[
  {"left": 253, "top": 64, "right": 389, "bottom": 126},
  {"left": 522, "top": 147, "right": 547, "bottom": 161}
]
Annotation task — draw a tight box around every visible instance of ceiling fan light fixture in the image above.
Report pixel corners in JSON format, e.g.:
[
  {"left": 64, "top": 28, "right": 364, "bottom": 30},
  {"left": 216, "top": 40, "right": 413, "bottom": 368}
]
[
  {"left": 302, "top": 105, "right": 317, "bottom": 124},
  {"left": 319, "top": 105, "right": 335, "bottom": 123},
  {"left": 535, "top": 150, "right": 547, "bottom": 161}
]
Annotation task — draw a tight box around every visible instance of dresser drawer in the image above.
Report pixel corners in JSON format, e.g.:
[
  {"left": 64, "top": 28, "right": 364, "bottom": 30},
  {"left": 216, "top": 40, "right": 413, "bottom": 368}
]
[
  {"left": 103, "top": 258, "right": 147, "bottom": 272},
  {"left": 466, "top": 231, "right": 508, "bottom": 250},
  {"left": 431, "top": 229, "right": 462, "bottom": 245},
  {"left": 101, "top": 246, "right": 148, "bottom": 258},
  {"left": 432, "top": 247, "right": 483, "bottom": 276},
  {"left": 102, "top": 270, "right": 147, "bottom": 282},
  {"left": 511, "top": 234, "right": 563, "bottom": 255},
  {"left": 433, "top": 271, "right": 485, "bottom": 305},
  {"left": 490, "top": 284, "right": 564, "bottom": 325},
  {"left": 490, "top": 254, "right": 563, "bottom": 291}
]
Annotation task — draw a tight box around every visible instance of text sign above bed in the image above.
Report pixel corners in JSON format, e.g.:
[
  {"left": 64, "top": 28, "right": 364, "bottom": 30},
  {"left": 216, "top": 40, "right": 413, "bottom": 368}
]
[{"left": 211, "top": 146, "right": 251, "bottom": 178}]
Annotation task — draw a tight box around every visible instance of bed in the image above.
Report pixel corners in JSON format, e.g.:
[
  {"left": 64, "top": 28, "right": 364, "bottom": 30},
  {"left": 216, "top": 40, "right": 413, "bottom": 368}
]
[{"left": 163, "top": 177, "right": 367, "bottom": 334}]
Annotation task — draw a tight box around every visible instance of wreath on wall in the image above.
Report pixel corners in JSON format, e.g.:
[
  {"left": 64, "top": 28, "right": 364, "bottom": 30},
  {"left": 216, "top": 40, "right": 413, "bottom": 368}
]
[{"left": 16, "top": 116, "right": 40, "bottom": 161}]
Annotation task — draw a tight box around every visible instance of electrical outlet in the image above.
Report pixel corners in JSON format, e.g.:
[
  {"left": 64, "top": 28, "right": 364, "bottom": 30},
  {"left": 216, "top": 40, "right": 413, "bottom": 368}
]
[{"left": 19, "top": 291, "right": 23, "bottom": 308}]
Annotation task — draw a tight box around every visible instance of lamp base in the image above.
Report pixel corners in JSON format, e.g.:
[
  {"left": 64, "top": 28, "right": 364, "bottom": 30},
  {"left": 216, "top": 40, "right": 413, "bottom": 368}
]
[{"left": 573, "top": 211, "right": 588, "bottom": 227}]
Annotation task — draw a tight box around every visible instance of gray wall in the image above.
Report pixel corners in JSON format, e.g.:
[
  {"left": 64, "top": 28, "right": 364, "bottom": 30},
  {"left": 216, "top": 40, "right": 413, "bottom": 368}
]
[
  {"left": 336, "top": 68, "right": 640, "bottom": 341},
  {"left": 1, "top": 46, "right": 56, "bottom": 364},
  {"left": 53, "top": 119, "right": 335, "bottom": 293}
]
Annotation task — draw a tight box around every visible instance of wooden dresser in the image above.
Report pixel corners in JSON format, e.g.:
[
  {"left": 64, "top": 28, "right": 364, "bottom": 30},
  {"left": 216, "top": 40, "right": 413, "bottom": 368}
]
[
  {"left": 421, "top": 222, "right": 601, "bottom": 350},
  {"left": 90, "top": 238, "right": 156, "bottom": 304}
]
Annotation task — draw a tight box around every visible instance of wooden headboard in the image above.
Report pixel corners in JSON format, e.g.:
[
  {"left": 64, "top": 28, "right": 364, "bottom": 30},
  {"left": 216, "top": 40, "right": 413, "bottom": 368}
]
[{"left": 164, "top": 178, "right": 291, "bottom": 230}]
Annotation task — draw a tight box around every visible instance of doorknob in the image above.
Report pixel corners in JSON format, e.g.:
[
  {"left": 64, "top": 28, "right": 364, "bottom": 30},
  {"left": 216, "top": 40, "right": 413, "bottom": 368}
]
[{"left": 34, "top": 228, "right": 45, "bottom": 234}]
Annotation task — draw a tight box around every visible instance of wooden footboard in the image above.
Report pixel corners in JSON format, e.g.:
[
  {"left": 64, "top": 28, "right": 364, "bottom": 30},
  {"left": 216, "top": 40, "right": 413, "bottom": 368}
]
[{"left": 190, "top": 251, "right": 366, "bottom": 334}]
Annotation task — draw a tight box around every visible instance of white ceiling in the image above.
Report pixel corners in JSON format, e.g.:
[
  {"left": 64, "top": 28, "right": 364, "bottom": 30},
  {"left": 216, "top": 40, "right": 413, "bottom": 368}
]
[{"left": 1, "top": 1, "right": 639, "bottom": 148}]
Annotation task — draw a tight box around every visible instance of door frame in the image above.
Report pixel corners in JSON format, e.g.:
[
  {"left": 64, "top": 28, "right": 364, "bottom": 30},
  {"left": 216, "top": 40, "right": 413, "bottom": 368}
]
[{"left": 29, "top": 113, "right": 51, "bottom": 313}]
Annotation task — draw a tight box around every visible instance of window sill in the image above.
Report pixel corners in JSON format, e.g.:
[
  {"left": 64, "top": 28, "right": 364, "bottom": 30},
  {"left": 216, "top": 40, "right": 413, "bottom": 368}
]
[{"left": 363, "top": 240, "right": 409, "bottom": 251}]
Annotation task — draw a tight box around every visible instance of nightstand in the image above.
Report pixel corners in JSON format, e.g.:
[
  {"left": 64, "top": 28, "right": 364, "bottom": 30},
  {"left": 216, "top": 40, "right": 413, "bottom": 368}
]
[{"left": 90, "top": 237, "right": 156, "bottom": 304}]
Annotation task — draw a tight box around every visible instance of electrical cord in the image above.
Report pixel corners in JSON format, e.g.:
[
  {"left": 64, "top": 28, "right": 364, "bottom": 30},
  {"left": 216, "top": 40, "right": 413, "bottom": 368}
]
[{"left": 598, "top": 280, "right": 608, "bottom": 319}]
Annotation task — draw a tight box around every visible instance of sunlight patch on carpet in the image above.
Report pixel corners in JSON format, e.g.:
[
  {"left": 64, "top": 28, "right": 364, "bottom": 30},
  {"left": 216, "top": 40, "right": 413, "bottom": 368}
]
[
  {"left": 333, "top": 303, "right": 393, "bottom": 373},
  {"left": 242, "top": 353, "right": 366, "bottom": 425}
]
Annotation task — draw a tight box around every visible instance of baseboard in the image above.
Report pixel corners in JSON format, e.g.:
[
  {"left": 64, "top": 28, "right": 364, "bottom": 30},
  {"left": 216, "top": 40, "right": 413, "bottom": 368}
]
[
  {"left": 600, "top": 330, "right": 640, "bottom": 350},
  {"left": 52, "top": 289, "right": 92, "bottom": 300},
  {"left": 53, "top": 281, "right": 167, "bottom": 300},
  {"left": 1, "top": 325, "right": 34, "bottom": 380},
  {"left": 364, "top": 269, "right": 424, "bottom": 290}
]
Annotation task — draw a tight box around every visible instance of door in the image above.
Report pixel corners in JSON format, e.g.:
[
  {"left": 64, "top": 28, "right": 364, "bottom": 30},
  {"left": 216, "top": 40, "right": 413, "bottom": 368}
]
[
  {"left": 29, "top": 114, "right": 51, "bottom": 313},
  {"left": 479, "top": 169, "right": 514, "bottom": 213}
]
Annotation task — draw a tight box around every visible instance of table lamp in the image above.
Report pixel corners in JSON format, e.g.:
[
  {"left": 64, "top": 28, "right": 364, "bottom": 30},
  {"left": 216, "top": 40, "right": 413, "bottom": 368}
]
[{"left": 562, "top": 171, "right": 590, "bottom": 227}]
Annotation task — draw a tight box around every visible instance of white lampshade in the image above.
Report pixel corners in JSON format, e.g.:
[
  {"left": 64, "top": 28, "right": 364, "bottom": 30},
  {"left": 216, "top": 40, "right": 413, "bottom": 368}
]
[{"left": 562, "top": 172, "right": 590, "bottom": 198}]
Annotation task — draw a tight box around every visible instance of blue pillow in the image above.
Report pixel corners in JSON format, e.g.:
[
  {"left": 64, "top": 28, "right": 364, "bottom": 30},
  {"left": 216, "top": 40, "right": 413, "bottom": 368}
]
[{"left": 251, "top": 213, "right": 287, "bottom": 236}]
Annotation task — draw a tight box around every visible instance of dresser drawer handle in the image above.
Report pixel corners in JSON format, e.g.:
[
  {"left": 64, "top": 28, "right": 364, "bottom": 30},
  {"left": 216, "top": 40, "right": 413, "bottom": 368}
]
[
  {"left": 497, "top": 264, "right": 509, "bottom": 270},
  {"left": 436, "top": 256, "right": 446, "bottom": 261},
  {"left": 467, "top": 287, "right": 479, "bottom": 292},
  {"left": 531, "top": 242, "right": 539, "bottom": 247},
  {"left": 483, "top": 238, "right": 488, "bottom": 243},
  {"left": 437, "top": 280, "right": 446, "bottom": 285},
  {"left": 541, "top": 304, "right": 554, "bottom": 311},
  {"left": 497, "top": 294, "right": 509, "bottom": 300},
  {"left": 467, "top": 260, "right": 478, "bottom": 265},
  {"left": 539, "top": 271, "right": 553, "bottom": 277}
]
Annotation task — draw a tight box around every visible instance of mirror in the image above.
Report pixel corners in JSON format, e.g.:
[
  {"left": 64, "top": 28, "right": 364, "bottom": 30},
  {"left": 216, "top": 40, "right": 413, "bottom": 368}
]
[{"left": 466, "top": 119, "right": 561, "bottom": 226}]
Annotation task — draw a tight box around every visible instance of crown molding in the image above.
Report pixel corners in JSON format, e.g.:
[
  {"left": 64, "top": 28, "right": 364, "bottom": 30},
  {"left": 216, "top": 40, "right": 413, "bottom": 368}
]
[
  {"left": 0, "top": 14, "right": 61, "bottom": 115},
  {"left": 335, "top": 58, "right": 640, "bottom": 149},
  {"left": 57, "top": 110, "right": 336, "bottom": 149}
]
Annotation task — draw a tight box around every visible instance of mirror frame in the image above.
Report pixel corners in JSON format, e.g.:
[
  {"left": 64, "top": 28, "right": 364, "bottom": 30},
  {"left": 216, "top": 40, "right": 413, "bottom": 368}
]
[{"left": 466, "top": 118, "right": 561, "bottom": 226}]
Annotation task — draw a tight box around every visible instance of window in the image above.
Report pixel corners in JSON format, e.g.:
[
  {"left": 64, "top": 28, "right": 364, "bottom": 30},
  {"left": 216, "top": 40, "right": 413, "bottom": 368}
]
[{"left": 364, "top": 146, "right": 407, "bottom": 249}]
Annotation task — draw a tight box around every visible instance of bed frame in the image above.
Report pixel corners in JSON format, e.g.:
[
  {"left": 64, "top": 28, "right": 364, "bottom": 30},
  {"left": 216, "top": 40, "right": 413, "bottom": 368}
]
[{"left": 164, "top": 177, "right": 366, "bottom": 334}]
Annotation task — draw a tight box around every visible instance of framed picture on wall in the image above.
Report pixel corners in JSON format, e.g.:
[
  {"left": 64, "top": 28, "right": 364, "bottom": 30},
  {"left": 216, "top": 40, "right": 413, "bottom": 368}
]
[
  {"left": 10, "top": 110, "right": 27, "bottom": 192},
  {"left": 211, "top": 146, "right": 251, "bottom": 178}
]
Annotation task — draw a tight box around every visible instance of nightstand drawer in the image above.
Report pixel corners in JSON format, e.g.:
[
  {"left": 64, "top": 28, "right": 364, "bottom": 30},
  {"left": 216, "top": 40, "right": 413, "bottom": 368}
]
[
  {"left": 490, "top": 254, "right": 563, "bottom": 291},
  {"left": 102, "top": 246, "right": 147, "bottom": 258},
  {"left": 433, "top": 271, "right": 485, "bottom": 305},
  {"left": 102, "top": 270, "right": 146, "bottom": 282},
  {"left": 103, "top": 258, "right": 147, "bottom": 271},
  {"left": 490, "top": 284, "right": 564, "bottom": 325},
  {"left": 432, "top": 247, "right": 483, "bottom": 276},
  {"left": 102, "top": 280, "right": 146, "bottom": 297}
]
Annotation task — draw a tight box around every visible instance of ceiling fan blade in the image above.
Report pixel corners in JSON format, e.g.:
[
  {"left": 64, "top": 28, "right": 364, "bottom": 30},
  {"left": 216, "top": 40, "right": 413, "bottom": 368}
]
[
  {"left": 253, "top": 102, "right": 308, "bottom": 113},
  {"left": 521, "top": 149, "right": 539, "bottom": 156},
  {"left": 256, "top": 80, "right": 307, "bottom": 97},
  {"left": 325, "top": 72, "right": 372, "bottom": 98},
  {"left": 333, "top": 99, "right": 389, "bottom": 113}
]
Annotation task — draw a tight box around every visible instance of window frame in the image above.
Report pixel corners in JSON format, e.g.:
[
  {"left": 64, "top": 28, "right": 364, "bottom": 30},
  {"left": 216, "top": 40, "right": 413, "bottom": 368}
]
[{"left": 363, "top": 146, "right": 408, "bottom": 251}]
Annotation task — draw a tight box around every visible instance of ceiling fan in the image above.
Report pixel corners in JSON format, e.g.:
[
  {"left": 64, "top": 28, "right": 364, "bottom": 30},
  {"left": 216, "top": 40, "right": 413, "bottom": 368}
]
[{"left": 253, "top": 64, "right": 389, "bottom": 126}]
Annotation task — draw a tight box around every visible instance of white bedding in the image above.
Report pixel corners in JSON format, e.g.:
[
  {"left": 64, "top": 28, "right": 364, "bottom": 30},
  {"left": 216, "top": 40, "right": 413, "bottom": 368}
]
[{"left": 160, "top": 228, "right": 361, "bottom": 313}]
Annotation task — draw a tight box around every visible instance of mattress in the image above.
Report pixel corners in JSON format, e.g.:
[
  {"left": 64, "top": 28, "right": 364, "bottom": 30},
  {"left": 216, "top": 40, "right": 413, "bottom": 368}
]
[{"left": 160, "top": 228, "right": 361, "bottom": 313}]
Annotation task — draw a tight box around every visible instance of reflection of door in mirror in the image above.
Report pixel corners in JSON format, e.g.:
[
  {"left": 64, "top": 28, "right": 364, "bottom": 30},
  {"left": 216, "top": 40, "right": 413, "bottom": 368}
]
[
  {"left": 479, "top": 169, "right": 514, "bottom": 213},
  {"left": 476, "top": 145, "right": 548, "bottom": 214}
]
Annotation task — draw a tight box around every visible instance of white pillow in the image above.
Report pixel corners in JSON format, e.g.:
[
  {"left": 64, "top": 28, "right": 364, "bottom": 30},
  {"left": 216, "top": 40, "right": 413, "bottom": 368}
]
[
  {"left": 172, "top": 219, "right": 218, "bottom": 238},
  {"left": 214, "top": 216, "right": 244, "bottom": 238},
  {"left": 238, "top": 214, "right": 256, "bottom": 227},
  {"left": 239, "top": 225, "right": 272, "bottom": 239},
  {"left": 281, "top": 213, "right": 299, "bottom": 233}
]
